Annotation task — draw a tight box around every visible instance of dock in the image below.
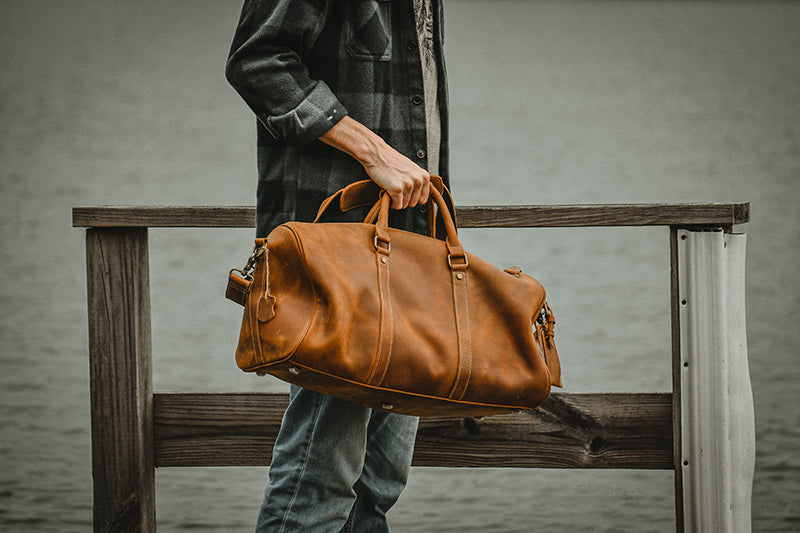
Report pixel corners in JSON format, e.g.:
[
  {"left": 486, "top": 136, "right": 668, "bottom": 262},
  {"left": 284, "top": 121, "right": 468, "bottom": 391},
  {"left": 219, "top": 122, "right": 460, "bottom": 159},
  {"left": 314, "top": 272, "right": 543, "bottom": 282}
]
[{"left": 74, "top": 202, "right": 754, "bottom": 532}]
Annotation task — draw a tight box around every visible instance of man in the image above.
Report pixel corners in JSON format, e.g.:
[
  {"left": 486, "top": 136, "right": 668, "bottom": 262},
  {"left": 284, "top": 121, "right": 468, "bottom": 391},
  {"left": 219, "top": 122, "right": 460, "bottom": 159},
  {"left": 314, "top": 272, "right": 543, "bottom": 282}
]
[{"left": 225, "top": 0, "right": 449, "bottom": 531}]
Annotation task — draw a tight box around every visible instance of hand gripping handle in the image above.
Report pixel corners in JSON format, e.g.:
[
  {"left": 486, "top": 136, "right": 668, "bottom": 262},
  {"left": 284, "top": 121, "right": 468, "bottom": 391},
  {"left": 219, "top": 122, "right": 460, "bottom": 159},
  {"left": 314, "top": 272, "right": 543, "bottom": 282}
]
[{"left": 373, "top": 184, "right": 466, "bottom": 269}]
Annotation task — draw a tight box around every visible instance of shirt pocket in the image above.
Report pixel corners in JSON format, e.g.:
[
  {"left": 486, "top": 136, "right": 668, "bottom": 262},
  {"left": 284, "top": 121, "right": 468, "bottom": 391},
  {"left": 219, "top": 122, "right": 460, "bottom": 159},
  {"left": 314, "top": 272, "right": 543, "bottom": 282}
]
[{"left": 344, "top": 0, "right": 393, "bottom": 61}]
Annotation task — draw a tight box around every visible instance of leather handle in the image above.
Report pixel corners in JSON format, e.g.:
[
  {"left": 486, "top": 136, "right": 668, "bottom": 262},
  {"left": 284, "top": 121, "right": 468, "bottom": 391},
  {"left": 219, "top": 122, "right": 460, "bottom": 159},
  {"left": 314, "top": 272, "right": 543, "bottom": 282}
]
[
  {"left": 313, "top": 176, "right": 448, "bottom": 214},
  {"left": 312, "top": 180, "right": 380, "bottom": 223},
  {"left": 364, "top": 176, "right": 456, "bottom": 229},
  {"left": 373, "top": 184, "right": 464, "bottom": 264},
  {"left": 429, "top": 187, "right": 461, "bottom": 250},
  {"left": 314, "top": 176, "right": 457, "bottom": 241}
]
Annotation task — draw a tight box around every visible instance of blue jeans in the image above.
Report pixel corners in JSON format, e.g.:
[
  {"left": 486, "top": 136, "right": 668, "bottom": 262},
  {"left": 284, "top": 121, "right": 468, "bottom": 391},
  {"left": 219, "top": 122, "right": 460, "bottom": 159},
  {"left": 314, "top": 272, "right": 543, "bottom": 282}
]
[{"left": 256, "top": 385, "right": 419, "bottom": 532}]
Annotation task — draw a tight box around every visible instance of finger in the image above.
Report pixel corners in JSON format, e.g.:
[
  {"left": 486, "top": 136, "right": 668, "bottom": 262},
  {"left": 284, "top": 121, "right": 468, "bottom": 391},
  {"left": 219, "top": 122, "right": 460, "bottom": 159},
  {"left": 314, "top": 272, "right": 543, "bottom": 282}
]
[
  {"left": 401, "top": 180, "right": 415, "bottom": 209},
  {"left": 418, "top": 174, "right": 431, "bottom": 206},
  {"left": 389, "top": 188, "right": 405, "bottom": 210},
  {"left": 407, "top": 181, "right": 423, "bottom": 208},
  {"left": 408, "top": 169, "right": 431, "bottom": 208}
]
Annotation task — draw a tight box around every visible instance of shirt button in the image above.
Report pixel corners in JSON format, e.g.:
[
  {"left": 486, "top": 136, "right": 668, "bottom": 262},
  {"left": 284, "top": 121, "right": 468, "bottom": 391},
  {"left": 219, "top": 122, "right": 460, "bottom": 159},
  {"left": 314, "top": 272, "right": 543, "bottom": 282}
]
[
  {"left": 411, "top": 95, "right": 423, "bottom": 105},
  {"left": 416, "top": 149, "right": 426, "bottom": 159}
]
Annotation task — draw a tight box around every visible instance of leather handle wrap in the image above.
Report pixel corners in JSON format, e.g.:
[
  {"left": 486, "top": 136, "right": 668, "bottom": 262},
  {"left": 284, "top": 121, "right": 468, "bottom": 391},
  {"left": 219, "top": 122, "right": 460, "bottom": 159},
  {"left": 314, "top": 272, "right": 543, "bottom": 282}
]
[
  {"left": 312, "top": 176, "right": 456, "bottom": 240},
  {"left": 372, "top": 185, "right": 463, "bottom": 260}
]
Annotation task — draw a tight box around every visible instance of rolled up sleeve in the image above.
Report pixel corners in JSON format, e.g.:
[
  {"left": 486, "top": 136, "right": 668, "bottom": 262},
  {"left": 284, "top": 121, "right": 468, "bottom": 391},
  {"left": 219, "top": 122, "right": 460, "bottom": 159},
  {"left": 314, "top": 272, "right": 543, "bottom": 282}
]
[{"left": 225, "top": 0, "right": 348, "bottom": 145}]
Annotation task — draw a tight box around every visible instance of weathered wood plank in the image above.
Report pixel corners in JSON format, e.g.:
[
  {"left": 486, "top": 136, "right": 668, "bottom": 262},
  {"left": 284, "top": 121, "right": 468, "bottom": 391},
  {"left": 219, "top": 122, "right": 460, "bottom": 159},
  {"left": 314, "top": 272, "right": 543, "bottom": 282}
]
[
  {"left": 414, "top": 392, "right": 673, "bottom": 469},
  {"left": 73, "top": 206, "right": 257, "bottom": 228},
  {"left": 86, "top": 228, "right": 155, "bottom": 533},
  {"left": 154, "top": 392, "right": 673, "bottom": 469},
  {"left": 455, "top": 203, "right": 749, "bottom": 228},
  {"left": 74, "top": 203, "right": 750, "bottom": 228},
  {"left": 154, "top": 393, "right": 286, "bottom": 467}
]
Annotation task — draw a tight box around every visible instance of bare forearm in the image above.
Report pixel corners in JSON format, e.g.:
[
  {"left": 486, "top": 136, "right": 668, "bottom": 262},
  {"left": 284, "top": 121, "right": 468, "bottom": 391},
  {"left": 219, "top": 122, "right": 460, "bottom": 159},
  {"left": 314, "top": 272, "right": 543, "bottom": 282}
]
[
  {"left": 320, "top": 116, "right": 430, "bottom": 209},
  {"left": 319, "top": 115, "right": 386, "bottom": 165}
]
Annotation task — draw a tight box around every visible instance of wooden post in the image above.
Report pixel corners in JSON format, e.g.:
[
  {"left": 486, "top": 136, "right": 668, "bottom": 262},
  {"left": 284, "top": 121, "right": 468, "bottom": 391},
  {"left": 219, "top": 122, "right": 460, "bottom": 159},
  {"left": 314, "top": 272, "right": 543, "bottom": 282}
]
[
  {"left": 670, "top": 228, "right": 685, "bottom": 532},
  {"left": 724, "top": 234, "right": 756, "bottom": 531},
  {"left": 676, "top": 229, "right": 755, "bottom": 532},
  {"left": 86, "top": 228, "right": 155, "bottom": 533}
]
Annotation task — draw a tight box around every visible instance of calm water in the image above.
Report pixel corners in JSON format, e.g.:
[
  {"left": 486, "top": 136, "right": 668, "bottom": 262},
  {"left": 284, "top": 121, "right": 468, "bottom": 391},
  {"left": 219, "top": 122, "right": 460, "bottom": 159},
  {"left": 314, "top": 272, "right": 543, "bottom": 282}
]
[{"left": 1, "top": 1, "right": 798, "bottom": 531}]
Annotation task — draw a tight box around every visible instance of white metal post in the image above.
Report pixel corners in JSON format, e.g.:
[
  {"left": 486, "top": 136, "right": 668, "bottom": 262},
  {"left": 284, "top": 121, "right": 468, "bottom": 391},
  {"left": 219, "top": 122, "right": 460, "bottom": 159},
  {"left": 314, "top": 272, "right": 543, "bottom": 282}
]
[{"left": 677, "top": 229, "right": 755, "bottom": 532}]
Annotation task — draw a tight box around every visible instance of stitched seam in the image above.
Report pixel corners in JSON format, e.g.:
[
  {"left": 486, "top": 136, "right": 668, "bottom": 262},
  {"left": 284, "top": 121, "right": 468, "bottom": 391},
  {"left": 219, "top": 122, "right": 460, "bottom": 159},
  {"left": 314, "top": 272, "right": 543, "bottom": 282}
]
[
  {"left": 376, "top": 260, "right": 394, "bottom": 386},
  {"left": 247, "top": 302, "right": 258, "bottom": 363},
  {"left": 367, "top": 254, "right": 386, "bottom": 384},
  {"left": 250, "top": 250, "right": 267, "bottom": 363},
  {"left": 449, "top": 272, "right": 463, "bottom": 399},
  {"left": 284, "top": 225, "right": 320, "bottom": 362},
  {"left": 245, "top": 227, "right": 319, "bottom": 371},
  {"left": 458, "top": 275, "right": 473, "bottom": 400},
  {"left": 289, "top": 362, "right": 535, "bottom": 411},
  {"left": 366, "top": 255, "right": 383, "bottom": 383},
  {"left": 278, "top": 391, "right": 324, "bottom": 532}
]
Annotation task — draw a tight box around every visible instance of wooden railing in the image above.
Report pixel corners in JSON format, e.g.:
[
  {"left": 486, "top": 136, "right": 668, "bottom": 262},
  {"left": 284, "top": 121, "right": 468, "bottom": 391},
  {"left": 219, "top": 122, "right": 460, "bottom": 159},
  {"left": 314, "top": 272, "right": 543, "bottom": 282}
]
[{"left": 74, "top": 202, "right": 753, "bottom": 533}]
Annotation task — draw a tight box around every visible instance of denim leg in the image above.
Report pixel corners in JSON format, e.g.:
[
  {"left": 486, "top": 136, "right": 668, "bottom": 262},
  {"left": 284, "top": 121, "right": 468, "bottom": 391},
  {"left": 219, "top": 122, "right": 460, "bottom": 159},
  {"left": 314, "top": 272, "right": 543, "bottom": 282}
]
[
  {"left": 256, "top": 385, "right": 371, "bottom": 532},
  {"left": 340, "top": 410, "right": 419, "bottom": 533}
]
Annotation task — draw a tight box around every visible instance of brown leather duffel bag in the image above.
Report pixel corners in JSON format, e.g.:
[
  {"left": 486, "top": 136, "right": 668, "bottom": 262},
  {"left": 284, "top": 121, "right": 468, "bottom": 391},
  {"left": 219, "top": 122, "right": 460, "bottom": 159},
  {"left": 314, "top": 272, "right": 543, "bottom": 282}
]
[{"left": 227, "top": 180, "right": 561, "bottom": 417}]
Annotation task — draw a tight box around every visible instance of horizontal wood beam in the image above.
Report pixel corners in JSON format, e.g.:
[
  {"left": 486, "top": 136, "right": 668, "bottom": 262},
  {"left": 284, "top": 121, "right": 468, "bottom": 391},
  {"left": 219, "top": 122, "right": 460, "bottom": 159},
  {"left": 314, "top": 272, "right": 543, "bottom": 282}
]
[
  {"left": 73, "top": 206, "right": 257, "bottom": 228},
  {"left": 74, "top": 203, "right": 749, "bottom": 229},
  {"left": 456, "top": 203, "right": 749, "bottom": 228},
  {"left": 154, "top": 392, "right": 673, "bottom": 469}
]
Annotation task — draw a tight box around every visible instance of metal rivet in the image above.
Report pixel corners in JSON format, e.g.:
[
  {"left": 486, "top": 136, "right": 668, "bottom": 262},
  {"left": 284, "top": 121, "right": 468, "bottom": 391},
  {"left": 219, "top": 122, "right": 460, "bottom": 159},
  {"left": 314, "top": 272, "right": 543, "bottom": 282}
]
[
  {"left": 382, "top": 403, "right": 394, "bottom": 410},
  {"left": 456, "top": 272, "right": 464, "bottom": 280},
  {"left": 288, "top": 367, "right": 300, "bottom": 375},
  {"left": 381, "top": 256, "right": 388, "bottom": 264}
]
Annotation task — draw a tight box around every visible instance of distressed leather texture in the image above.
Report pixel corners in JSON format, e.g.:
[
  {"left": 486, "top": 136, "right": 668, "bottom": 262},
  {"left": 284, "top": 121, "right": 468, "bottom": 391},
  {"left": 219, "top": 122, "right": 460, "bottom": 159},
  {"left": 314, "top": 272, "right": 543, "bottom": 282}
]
[{"left": 232, "top": 180, "right": 562, "bottom": 416}]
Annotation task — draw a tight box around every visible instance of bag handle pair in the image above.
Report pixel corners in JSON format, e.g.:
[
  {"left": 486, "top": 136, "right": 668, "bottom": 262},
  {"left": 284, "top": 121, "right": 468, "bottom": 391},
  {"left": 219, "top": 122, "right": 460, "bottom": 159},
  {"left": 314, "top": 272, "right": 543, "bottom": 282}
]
[
  {"left": 372, "top": 185, "right": 467, "bottom": 268},
  {"left": 313, "top": 176, "right": 458, "bottom": 241}
]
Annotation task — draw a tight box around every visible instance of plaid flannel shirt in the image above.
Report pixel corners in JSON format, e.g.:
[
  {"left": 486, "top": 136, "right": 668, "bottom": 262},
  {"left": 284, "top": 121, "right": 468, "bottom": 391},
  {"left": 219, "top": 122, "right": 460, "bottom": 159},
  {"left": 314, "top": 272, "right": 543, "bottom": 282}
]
[{"left": 226, "top": 0, "right": 450, "bottom": 237}]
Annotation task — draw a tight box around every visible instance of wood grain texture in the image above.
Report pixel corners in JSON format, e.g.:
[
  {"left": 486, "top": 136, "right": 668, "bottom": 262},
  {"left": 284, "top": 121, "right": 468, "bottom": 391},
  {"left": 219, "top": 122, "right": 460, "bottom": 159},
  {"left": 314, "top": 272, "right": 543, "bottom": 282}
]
[
  {"left": 73, "top": 203, "right": 750, "bottom": 228},
  {"left": 86, "top": 228, "right": 155, "bottom": 533},
  {"left": 154, "top": 392, "right": 673, "bottom": 469},
  {"left": 455, "top": 203, "right": 749, "bottom": 228},
  {"left": 74, "top": 206, "right": 257, "bottom": 228}
]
